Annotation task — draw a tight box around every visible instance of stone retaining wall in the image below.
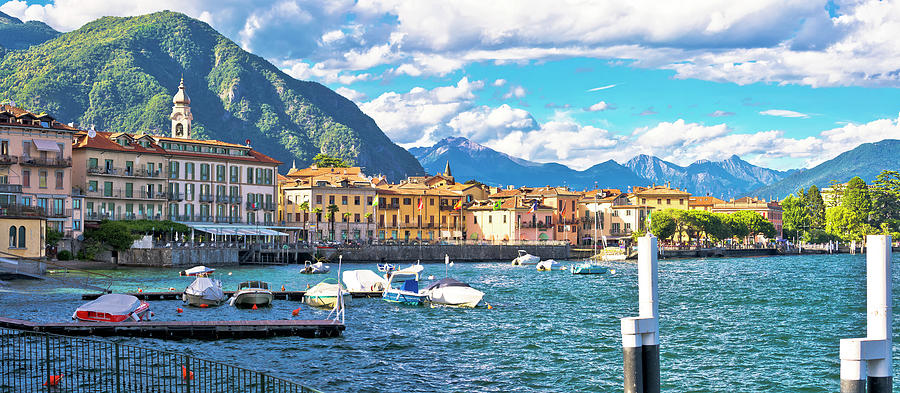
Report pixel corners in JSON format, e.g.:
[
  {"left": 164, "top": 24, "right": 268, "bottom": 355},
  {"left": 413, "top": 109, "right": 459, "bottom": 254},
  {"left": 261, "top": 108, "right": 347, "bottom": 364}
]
[
  {"left": 335, "top": 244, "right": 569, "bottom": 262},
  {"left": 118, "top": 248, "right": 239, "bottom": 267}
]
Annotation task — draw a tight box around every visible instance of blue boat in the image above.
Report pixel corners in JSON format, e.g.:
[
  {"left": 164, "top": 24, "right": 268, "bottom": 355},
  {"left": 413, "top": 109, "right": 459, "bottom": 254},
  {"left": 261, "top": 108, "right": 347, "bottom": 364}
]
[
  {"left": 382, "top": 264, "right": 427, "bottom": 305},
  {"left": 571, "top": 262, "right": 608, "bottom": 275}
]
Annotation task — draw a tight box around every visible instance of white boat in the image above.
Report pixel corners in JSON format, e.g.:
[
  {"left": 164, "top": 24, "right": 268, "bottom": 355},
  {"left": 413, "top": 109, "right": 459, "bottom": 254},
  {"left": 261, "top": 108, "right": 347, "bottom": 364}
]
[
  {"left": 73, "top": 294, "right": 152, "bottom": 322},
  {"left": 179, "top": 265, "right": 215, "bottom": 276},
  {"left": 382, "top": 264, "right": 427, "bottom": 305},
  {"left": 377, "top": 263, "right": 396, "bottom": 272},
  {"left": 422, "top": 278, "right": 484, "bottom": 308},
  {"left": 228, "top": 280, "right": 274, "bottom": 308},
  {"left": 300, "top": 260, "right": 331, "bottom": 274},
  {"left": 512, "top": 250, "right": 540, "bottom": 265},
  {"left": 536, "top": 259, "right": 565, "bottom": 271},
  {"left": 182, "top": 276, "right": 226, "bottom": 307},
  {"left": 303, "top": 278, "right": 347, "bottom": 309},
  {"left": 571, "top": 262, "right": 609, "bottom": 275},
  {"left": 342, "top": 270, "right": 387, "bottom": 293}
]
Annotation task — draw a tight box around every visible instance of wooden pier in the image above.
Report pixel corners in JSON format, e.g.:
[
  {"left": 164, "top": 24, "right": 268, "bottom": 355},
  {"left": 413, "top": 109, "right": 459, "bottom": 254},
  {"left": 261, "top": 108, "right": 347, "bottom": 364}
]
[
  {"left": 81, "top": 290, "right": 383, "bottom": 301},
  {"left": 0, "top": 316, "right": 344, "bottom": 339}
]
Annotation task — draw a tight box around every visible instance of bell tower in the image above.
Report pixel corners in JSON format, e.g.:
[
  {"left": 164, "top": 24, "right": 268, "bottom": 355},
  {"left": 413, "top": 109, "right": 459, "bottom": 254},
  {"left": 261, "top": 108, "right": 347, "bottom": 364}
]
[{"left": 170, "top": 77, "right": 192, "bottom": 139}]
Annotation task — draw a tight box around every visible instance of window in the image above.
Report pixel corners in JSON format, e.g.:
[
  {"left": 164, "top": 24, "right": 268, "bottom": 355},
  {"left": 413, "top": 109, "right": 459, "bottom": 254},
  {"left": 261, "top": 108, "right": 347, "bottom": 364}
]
[
  {"left": 103, "top": 182, "right": 113, "bottom": 197},
  {"left": 74, "top": 221, "right": 81, "bottom": 230},
  {"left": 38, "top": 171, "right": 47, "bottom": 188},
  {"left": 216, "top": 165, "right": 225, "bottom": 182},
  {"left": 105, "top": 159, "right": 113, "bottom": 171},
  {"left": 403, "top": 198, "right": 411, "bottom": 205},
  {"left": 545, "top": 216, "right": 552, "bottom": 226},
  {"left": 185, "top": 162, "right": 195, "bottom": 180},
  {"left": 88, "top": 180, "right": 97, "bottom": 192},
  {"left": 0, "top": 140, "right": 7, "bottom": 155},
  {"left": 626, "top": 210, "right": 631, "bottom": 216},
  {"left": 73, "top": 199, "right": 81, "bottom": 209},
  {"left": 430, "top": 198, "right": 435, "bottom": 206},
  {"left": 125, "top": 161, "right": 133, "bottom": 176},
  {"left": 22, "top": 170, "right": 30, "bottom": 188},
  {"left": 230, "top": 166, "right": 238, "bottom": 183},
  {"left": 657, "top": 199, "right": 661, "bottom": 204},
  {"left": 354, "top": 213, "right": 360, "bottom": 222},
  {"left": 186, "top": 184, "right": 194, "bottom": 201},
  {"left": 354, "top": 196, "right": 360, "bottom": 205},
  {"left": 22, "top": 141, "right": 30, "bottom": 158},
  {"left": 315, "top": 195, "right": 322, "bottom": 204},
  {"left": 8, "top": 226, "right": 15, "bottom": 248},
  {"left": 125, "top": 183, "right": 133, "bottom": 198},
  {"left": 255, "top": 168, "right": 262, "bottom": 185},
  {"left": 200, "top": 164, "right": 210, "bottom": 181},
  {"left": 55, "top": 171, "right": 63, "bottom": 189},
  {"left": 17, "top": 226, "right": 25, "bottom": 248},
  {"left": 246, "top": 168, "right": 254, "bottom": 184},
  {"left": 342, "top": 196, "right": 348, "bottom": 205},
  {"left": 488, "top": 216, "right": 492, "bottom": 224},
  {"left": 679, "top": 199, "right": 684, "bottom": 205},
  {"left": 329, "top": 196, "right": 335, "bottom": 204},
  {"left": 666, "top": 199, "right": 671, "bottom": 205},
  {"left": 404, "top": 215, "right": 410, "bottom": 224},
  {"left": 367, "top": 197, "right": 373, "bottom": 206},
  {"left": 88, "top": 158, "right": 98, "bottom": 169},
  {"left": 169, "top": 161, "right": 180, "bottom": 179}
]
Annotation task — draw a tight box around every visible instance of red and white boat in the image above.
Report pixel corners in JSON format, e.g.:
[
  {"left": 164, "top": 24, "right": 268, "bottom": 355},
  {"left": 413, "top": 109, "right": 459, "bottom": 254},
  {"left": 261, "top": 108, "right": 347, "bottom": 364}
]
[{"left": 72, "top": 294, "right": 152, "bottom": 322}]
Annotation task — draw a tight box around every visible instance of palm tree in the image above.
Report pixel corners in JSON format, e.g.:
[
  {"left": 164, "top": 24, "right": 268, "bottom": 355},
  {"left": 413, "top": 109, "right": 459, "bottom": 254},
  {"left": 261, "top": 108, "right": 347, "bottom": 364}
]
[
  {"left": 343, "top": 212, "right": 352, "bottom": 243},
  {"left": 326, "top": 204, "right": 339, "bottom": 241},
  {"left": 312, "top": 207, "right": 322, "bottom": 243},
  {"left": 364, "top": 212, "right": 373, "bottom": 243},
  {"left": 299, "top": 201, "right": 309, "bottom": 242}
]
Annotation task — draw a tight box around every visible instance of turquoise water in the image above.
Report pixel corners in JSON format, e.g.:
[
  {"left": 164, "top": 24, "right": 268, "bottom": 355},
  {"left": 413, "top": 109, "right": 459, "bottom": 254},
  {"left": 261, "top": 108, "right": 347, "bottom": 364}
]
[{"left": 1, "top": 254, "right": 899, "bottom": 392}]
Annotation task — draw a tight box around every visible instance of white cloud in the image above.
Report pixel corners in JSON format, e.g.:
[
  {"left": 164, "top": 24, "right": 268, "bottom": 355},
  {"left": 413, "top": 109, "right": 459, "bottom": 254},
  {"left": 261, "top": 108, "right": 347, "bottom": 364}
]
[
  {"left": 759, "top": 109, "right": 810, "bottom": 118},
  {"left": 493, "top": 79, "right": 507, "bottom": 87},
  {"left": 587, "top": 84, "right": 616, "bottom": 91},
  {"left": 584, "top": 101, "right": 611, "bottom": 112},
  {"left": 502, "top": 85, "right": 526, "bottom": 99},
  {"left": 335, "top": 87, "right": 367, "bottom": 102},
  {"left": 707, "top": 110, "right": 735, "bottom": 117}
]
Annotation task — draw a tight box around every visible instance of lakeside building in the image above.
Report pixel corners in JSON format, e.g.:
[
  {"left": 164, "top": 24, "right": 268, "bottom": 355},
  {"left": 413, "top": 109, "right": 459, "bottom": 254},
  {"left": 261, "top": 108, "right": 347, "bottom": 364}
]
[
  {"left": 72, "top": 79, "right": 282, "bottom": 235},
  {"left": 712, "top": 197, "right": 784, "bottom": 239},
  {"left": 630, "top": 184, "right": 692, "bottom": 211},
  {"left": 0, "top": 105, "right": 81, "bottom": 238},
  {"left": 578, "top": 189, "right": 651, "bottom": 245},
  {"left": 375, "top": 183, "right": 464, "bottom": 242},
  {"left": 466, "top": 197, "right": 556, "bottom": 241},
  {"left": 279, "top": 165, "right": 376, "bottom": 242},
  {"left": 0, "top": 207, "right": 47, "bottom": 259},
  {"left": 687, "top": 196, "right": 726, "bottom": 212}
]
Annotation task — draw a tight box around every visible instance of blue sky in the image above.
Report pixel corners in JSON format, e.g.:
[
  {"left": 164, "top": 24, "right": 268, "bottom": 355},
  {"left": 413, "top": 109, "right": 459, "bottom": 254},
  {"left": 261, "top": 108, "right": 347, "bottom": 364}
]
[{"left": 3, "top": 0, "right": 900, "bottom": 171}]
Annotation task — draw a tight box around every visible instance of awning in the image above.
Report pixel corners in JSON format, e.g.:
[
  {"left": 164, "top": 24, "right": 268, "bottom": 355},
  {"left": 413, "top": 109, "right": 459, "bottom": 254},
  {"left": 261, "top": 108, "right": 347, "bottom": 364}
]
[
  {"left": 32, "top": 139, "right": 60, "bottom": 152},
  {"left": 188, "top": 224, "right": 288, "bottom": 236}
]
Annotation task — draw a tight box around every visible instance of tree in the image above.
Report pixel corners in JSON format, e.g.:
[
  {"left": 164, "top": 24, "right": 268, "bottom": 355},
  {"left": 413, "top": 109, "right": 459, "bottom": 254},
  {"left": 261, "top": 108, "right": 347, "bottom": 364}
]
[
  {"left": 364, "top": 212, "right": 373, "bottom": 242},
  {"left": 806, "top": 185, "right": 825, "bottom": 229},
  {"left": 343, "top": 212, "right": 352, "bottom": 242},
  {"left": 299, "top": 201, "right": 310, "bottom": 242},
  {"left": 648, "top": 209, "right": 676, "bottom": 241},
  {"left": 826, "top": 206, "right": 852, "bottom": 240},
  {"left": 313, "top": 154, "right": 349, "bottom": 168},
  {"left": 721, "top": 213, "right": 749, "bottom": 241},
  {"left": 826, "top": 179, "right": 846, "bottom": 208},
  {"left": 732, "top": 211, "right": 774, "bottom": 240},
  {"left": 326, "top": 204, "right": 340, "bottom": 241},
  {"left": 45, "top": 227, "right": 63, "bottom": 247},
  {"left": 871, "top": 170, "right": 900, "bottom": 224},
  {"left": 312, "top": 207, "right": 322, "bottom": 242},
  {"left": 781, "top": 194, "right": 810, "bottom": 240},
  {"left": 843, "top": 176, "right": 873, "bottom": 231},
  {"left": 85, "top": 221, "right": 137, "bottom": 252}
]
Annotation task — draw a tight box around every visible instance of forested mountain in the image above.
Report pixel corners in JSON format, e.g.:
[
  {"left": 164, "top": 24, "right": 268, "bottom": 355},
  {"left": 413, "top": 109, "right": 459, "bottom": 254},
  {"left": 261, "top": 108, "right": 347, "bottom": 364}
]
[
  {"left": 0, "top": 11, "right": 423, "bottom": 180},
  {"left": 0, "top": 11, "right": 59, "bottom": 50},
  {"left": 753, "top": 139, "right": 900, "bottom": 198}
]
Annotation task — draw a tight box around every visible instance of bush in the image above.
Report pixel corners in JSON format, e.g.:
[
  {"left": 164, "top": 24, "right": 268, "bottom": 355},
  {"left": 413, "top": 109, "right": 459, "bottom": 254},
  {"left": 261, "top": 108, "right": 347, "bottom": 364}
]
[{"left": 56, "top": 250, "right": 73, "bottom": 260}]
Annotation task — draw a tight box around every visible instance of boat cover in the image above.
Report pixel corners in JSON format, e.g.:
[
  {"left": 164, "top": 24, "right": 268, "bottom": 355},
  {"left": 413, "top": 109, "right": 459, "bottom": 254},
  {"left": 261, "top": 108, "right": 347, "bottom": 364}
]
[
  {"left": 76, "top": 294, "right": 142, "bottom": 315},
  {"left": 180, "top": 266, "right": 215, "bottom": 276},
  {"left": 237, "top": 281, "right": 269, "bottom": 290},
  {"left": 424, "top": 278, "right": 471, "bottom": 291},
  {"left": 401, "top": 279, "right": 419, "bottom": 293},
  {"left": 307, "top": 281, "right": 342, "bottom": 297},
  {"left": 184, "top": 277, "right": 225, "bottom": 301},
  {"left": 342, "top": 270, "right": 387, "bottom": 292}
]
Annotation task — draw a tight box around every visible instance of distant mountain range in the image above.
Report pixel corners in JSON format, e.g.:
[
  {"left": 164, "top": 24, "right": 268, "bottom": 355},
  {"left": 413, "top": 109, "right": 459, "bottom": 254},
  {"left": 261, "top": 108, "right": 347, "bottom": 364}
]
[
  {"left": 0, "top": 11, "right": 59, "bottom": 51},
  {"left": 410, "top": 137, "right": 795, "bottom": 197},
  {"left": 752, "top": 139, "right": 900, "bottom": 198}
]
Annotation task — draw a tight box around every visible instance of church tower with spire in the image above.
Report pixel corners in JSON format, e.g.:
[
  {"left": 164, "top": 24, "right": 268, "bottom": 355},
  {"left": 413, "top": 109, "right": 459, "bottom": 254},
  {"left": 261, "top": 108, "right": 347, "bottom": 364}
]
[
  {"left": 170, "top": 77, "right": 193, "bottom": 139},
  {"left": 444, "top": 160, "right": 453, "bottom": 178}
]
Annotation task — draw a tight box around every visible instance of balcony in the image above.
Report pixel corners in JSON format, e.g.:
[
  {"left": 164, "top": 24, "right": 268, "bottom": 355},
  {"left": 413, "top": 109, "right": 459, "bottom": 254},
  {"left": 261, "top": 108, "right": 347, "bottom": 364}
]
[
  {"left": 167, "top": 192, "right": 184, "bottom": 201},
  {"left": 383, "top": 203, "right": 400, "bottom": 209},
  {"left": 0, "top": 155, "right": 17, "bottom": 166},
  {"left": 229, "top": 195, "right": 242, "bottom": 204},
  {"left": 246, "top": 202, "right": 261, "bottom": 211},
  {"left": 216, "top": 195, "right": 230, "bottom": 203},
  {"left": 263, "top": 202, "right": 277, "bottom": 211},
  {"left": 86, "top": 211, "right": 163, "bottom": 221},
  {"left": 19, "top": 156, "right": 71, "bottom": 168},
  {"left": 0, "top": 184, "right": 22, "bottom": 194},
  {"left": 83, "top": 188, "right": 166, "bottom": 200},
  {"left": 214, "top": 216, "right": 243, "bottom": 224},
  {"left": 45, "top": 208, "right": 72, "bottom": 218},
  {"left": 199, "top": 194, "right": 214, "bottom": 203},
  {"left": 87, "top": 167, "right": 163, "bottom": 179},
  {"left": 0, "top": 203, "right": 46, "bottom": 218},
  {"left": 171, "top": 214, "right": 214, "bottom": 223}
]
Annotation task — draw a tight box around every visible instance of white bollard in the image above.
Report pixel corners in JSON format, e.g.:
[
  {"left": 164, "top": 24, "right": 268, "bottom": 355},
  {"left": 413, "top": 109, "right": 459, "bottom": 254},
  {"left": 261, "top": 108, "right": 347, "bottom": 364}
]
[
  {"left": 840, "top": 235, "right": 892, "bottom": 393},
  {"left": 622, "top": 234, "right": 660, "bottom": 393}
]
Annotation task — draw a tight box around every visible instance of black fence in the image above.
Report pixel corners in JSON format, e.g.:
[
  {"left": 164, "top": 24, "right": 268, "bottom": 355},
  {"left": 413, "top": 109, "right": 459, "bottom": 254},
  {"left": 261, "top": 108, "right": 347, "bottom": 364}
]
[{"left": 0, "top": 327, "right": 322, "bottom": 393}]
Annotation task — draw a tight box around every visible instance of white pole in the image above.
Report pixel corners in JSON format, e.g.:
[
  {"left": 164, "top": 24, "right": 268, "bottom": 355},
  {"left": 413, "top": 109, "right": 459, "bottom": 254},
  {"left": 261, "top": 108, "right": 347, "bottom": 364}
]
[
  {"left": 840, "top": 235, "right": 892, "bottom": 393},
  {"left": 621, "top": 233, "right": 660, "bottom": 393}
]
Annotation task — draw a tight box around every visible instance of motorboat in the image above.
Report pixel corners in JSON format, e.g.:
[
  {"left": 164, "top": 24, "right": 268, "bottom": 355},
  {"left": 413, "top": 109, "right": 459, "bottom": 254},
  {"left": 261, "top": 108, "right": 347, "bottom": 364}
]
[
  {"left": 182, "top": 276, "right": 226, "bottom": 307},
  {"left": 303, "top": 278, "right": 346, "bottom": 309},
  {"left": 421, "top": 278, "right": 484, "bottom": 308},
  {"left": 511, "top": 250, "right": 540, "bottom": 265},
  {"left": 179, "top": 265, "right": 215, "bottom": 276},
  {"left": 377, "top": 263, "right": 396, "bottom": 272},
  {"left": 382, "top": 264, "right": 427, "bottom": 305},
  {"left": 342, "top": 270, "right": 387, "bottom": 293},
  {"left": 73, "top": 294, "right": 151, "bottom": 322},
  {"left": 536, "top": 259, "right": 565, "bottom": 271},
  {"left": 300, "top": 260, "right": 331, "bottom": 274},
  {"left": 228, "top": 280, "right": 274, "bottom": 308},
  {"left": 571, "top": 262, "right": 609, "bottom": 275}
]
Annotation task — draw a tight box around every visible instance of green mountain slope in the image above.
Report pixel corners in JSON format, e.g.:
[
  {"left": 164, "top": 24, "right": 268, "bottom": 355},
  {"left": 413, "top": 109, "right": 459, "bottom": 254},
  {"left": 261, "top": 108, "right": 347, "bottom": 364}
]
[
  {"left": 752, "top": 139, "right": 900, "bottom": 199},
  {"left": 0, "top": 11, "right": 59, "bottom": 50},
  {"left": 0, "top": 11, "right": 422, "bottom": 180}
]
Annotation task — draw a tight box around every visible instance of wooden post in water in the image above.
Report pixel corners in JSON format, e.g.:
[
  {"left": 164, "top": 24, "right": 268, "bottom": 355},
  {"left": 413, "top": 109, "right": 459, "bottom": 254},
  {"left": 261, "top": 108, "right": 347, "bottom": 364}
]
[
  {"left": 621, "top": 234, "right": 660, "bottom": 393},
  {"left": 840, "top": 235, "right": 892, "bottom": 393}
]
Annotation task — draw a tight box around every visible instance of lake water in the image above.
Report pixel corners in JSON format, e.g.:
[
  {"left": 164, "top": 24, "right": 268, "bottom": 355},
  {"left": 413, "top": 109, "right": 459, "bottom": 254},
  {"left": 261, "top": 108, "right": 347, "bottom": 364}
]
[{"left": 1, "top": 253, "right": 898, "bottom": 392}]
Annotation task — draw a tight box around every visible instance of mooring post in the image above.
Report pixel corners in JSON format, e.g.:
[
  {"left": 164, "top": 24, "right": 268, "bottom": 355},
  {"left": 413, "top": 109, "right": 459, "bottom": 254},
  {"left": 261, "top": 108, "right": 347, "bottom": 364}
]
[
  {"left": 621, "top": 234, "right": 660, "bottom": 393},
  {"left": 840, "top": 235, "right": 892, "bottom": 393}
]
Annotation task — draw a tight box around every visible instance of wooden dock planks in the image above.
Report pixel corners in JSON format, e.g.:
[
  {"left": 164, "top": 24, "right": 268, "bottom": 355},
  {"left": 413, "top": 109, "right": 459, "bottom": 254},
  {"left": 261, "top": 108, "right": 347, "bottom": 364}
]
[
  {"left": 81, "top": 290, "right": 384, "bottom": 300},
  {"left": 0, "top": 317, "right": 344, "bottom": 339}
]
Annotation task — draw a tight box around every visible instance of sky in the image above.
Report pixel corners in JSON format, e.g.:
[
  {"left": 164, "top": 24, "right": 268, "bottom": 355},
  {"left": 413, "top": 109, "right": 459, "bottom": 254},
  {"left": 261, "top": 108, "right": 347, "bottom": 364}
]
[{"left": 3, "top": 0, "right": 900, "bottom": 171}]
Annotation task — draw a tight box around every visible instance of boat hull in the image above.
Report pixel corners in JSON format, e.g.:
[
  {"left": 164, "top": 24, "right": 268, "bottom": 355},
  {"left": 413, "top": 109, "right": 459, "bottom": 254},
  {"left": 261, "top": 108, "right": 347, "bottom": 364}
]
[
  {"left": 230, "top": 290, "right": 274, "bottom": 307},
  {"left": 425, "top": 286, "right": 484, "bottom": 308},
  {"left": 382, "top": 289, "right": 427, "bottom": 305},
  {"left": 512, "top": 255, "right": 540, "bottom": 265},
  {"left": 571, "top": 264, "right": 608, "bottom": 274},
  {"left": 182, "top": 293, "right": 226, "bottom": 307},
  {"left": 73, "top": 301, "right": 151, "bottom": 322},
  {"left": 303, "top": 295, "right": 339, "bottom": 309}
]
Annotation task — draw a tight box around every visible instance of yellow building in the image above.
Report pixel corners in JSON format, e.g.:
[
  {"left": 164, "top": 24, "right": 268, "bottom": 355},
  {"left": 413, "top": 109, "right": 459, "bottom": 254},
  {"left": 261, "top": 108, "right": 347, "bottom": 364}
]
[
  {"left": 688, "top": 196, "right": 726, "bottom": 212},
  {"left": 0, "top": 206, "right": 46, "bottom": 258},
  {"left": 375, "top": 184, "right": 464, "bottom": 242},
  {"left": 630, "top": 185, "right": 692, "bottom": 211},
  {"left": 280, "top": 166, "right": 376, "bottom": 242}
]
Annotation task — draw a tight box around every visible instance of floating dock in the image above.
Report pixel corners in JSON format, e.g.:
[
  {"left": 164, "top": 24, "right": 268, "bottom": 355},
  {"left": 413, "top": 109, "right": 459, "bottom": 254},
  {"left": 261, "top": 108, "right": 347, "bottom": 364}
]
[
  {"left": 0, "top": 317, "right": 344, "bottom": 339},
  {"left": 81, "top": 290, "right": 383, "bottom": 301}
]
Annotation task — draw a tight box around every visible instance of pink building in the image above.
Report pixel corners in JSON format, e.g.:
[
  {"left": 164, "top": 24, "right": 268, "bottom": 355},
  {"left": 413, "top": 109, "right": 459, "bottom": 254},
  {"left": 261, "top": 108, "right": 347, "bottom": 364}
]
[{"left": 466, "top": 197, "right": 557, "bottom": 242}]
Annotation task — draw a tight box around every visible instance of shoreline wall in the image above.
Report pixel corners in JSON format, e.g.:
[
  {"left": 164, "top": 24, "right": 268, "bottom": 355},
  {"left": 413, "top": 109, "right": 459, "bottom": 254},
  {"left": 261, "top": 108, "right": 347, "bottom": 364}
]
[
  {"left": 335, "top": 244, "right": 570, "bottom": 262},
  {"left": 118, "top": 248, "right": 239, "bottom": 267}
]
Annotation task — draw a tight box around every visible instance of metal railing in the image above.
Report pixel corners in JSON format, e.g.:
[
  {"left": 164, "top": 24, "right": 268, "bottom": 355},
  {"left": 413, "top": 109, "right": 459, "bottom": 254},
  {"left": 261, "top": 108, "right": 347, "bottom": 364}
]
[
  {"left": 0, "top": 327, "right": 322, "bottom": 393},
  {"left": 19, "top": 156, "right": 71, "bottom": 167}
]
